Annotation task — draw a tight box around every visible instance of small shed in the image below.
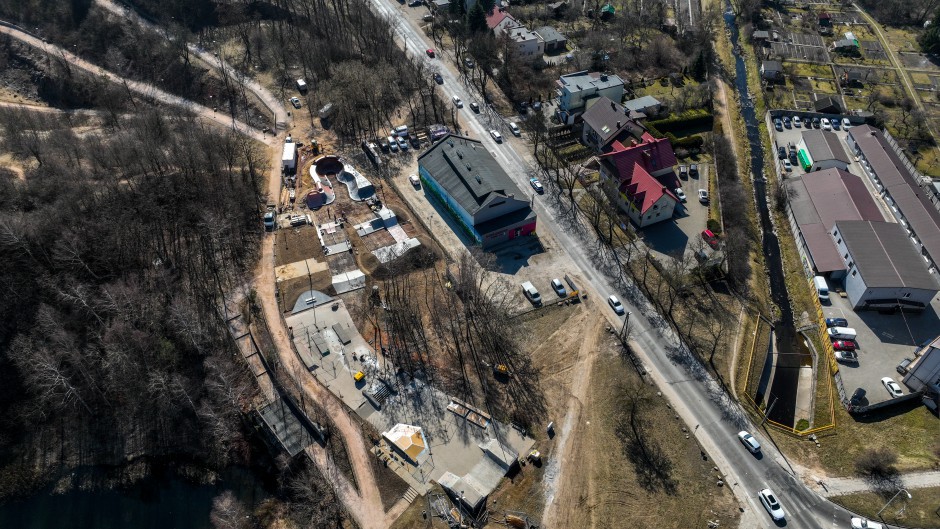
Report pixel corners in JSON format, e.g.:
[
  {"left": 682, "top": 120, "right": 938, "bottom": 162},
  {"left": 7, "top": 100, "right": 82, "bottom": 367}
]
[
  {"left": 813, "top": 96, "right": 842, "bottom": 114},
  {"left": 760, "top": 60, "right": 784, "bottom": 81}
]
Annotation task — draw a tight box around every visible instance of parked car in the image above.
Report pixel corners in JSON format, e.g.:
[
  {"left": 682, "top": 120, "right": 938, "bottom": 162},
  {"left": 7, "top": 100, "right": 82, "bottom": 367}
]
[
  {"left": 774, "top": 118, "right": 783, "bottom": 131},
  {"left": 689, "top": 164, "right": 699, "bottom": 177},
  {"left": 851, "top": 517, "right": 883, "bottom": 529},
  {"left": 679, "top": 165, "right": 688, "bottom": 178},
  {"left": 379, "top": 140, "right": 390, "bottom": 153},
  {"left": 423, "top": 13, "right": 433, "bottom": 21},
  {"left": 896, "top": 358, "right": 913, "bottom": 375},
  {"left": 263, "top": 211, "right": 276, "bottom": 231},
  {"left": 698, "top": 189, "right": 709, "bottom": 203},
  {"left": 508, "top": 122, "right": 521, "bottom": 136},
  {"left": 825, "top": 317, "right": 848, "bottom": 328},
  {"left": 833, "top": 340, "right": 856, "bottom": 351},
  {"left": 702, "top": 229, "right": 719, "bottom": 249},
  {"left": 674, "top": 188, "right": 687, "bottom": 202},
  {"left": 489, "top": 129, "right": 503, "bottom": 142},
  {"left": 469, "top": 101, "right": 480, "bottom": 113},
  {"left": 793, "top": 116, "right": 802, "bottom": 128},
  {"left": 433, "top": 73, "right": 443, "bottom": 84},
  {"left": 758, "top": 489, "right": 785, "bottom": 521},
  {"left": 289, "top": 97, "right": 302, "bottom": 108},
  {"left": 551, "top": 278, "right": 567, "bottom": 297},
  {"left": 409, "top": 174, "right": 420, "bottom": 187},
  {"left": 831, "top": 119, "right": 841, "bottom": 130},
  {"left": 608, "top": 295, "right": 625, "bottom": 315},
  {"left": 842, "top": 117, "right": 852, "bottom": 129},
  {"left": 850, "top": 387, "right": 866, "bottom": 405},
  {"left": 783, "top": 159, "right": 792, "bottom": 172},
  {"left": 783, "top": 117, "right": 792, "bottom": 129},
  {"left": 387, "top": 135, "right": 399, "bottom": 152},
  {"left": 835, "top": 350, "right": 858, "bottom": 363},
  {"left": 452, "top": 95, "right": 463, "bottom": 108},
  {"left": 778, "top": 146, "right": 787, "bottom": 159},
  {"left": 426, "top": 48, "right": 435, "bottom": 57},
  {"left": 529, "top": 177, "right": 544, "bottom": 193},
  {"left": 397, "top": 137, "right": 409, "bottom": 151},
  {"left": 409, "top": 0, "right": 423, "bottom": 5},
  {"left": 881, "top": 377, "right": 903, "bottom": 398},
  {"left": 532, "top": 101, "right": 542, "bottom": 111},
  {"left": 737, "top": 431, "right": 761, "bottom": 453},
  {"left": 811, "top": 117, "right": 820, "bottom": 128},
  {"left": 821, "top": 117, "right": 831, "bottom": 130}
]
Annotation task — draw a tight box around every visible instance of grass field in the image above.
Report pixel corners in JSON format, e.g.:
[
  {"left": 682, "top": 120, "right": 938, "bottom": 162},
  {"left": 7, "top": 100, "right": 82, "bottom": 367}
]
[{"left": 831, "top": 486, "right": 940, "bottom": 529}]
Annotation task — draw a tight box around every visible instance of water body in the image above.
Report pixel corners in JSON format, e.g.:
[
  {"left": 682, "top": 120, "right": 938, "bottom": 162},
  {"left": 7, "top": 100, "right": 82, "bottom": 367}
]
[
  {"left": 723, "top": 6, "right": 800, "bottom": 426},
  {"left": 0, "top": 467, "right": 267, "bottom": 529}
]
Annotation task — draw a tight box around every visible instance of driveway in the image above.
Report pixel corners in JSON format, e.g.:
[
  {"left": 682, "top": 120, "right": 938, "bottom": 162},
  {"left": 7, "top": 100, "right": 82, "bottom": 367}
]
[{"left": 640, "top": 165, "right": 712, "bottom": 263}]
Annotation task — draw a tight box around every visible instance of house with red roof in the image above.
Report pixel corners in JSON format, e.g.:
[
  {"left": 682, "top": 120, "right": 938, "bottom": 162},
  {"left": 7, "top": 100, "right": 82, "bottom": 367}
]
[
  {"left": 485, "top": 9, "right": 544, "bottom": 58},
  {"left": 598, "top": 133, "right": 680, "bottom": 227}
]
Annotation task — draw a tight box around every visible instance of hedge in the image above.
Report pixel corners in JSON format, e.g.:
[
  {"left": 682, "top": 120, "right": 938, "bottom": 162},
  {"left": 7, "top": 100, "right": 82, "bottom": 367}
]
[{"left": 649, "top": 109, "right": 715, "bottom": 134}]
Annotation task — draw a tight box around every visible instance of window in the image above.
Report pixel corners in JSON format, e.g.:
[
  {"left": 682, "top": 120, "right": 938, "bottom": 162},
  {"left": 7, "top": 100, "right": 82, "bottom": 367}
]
[
  {"left": 903, "top": 292, "right": 911, "bottom": 298},
  {"left": 844, "top": 253, "right": 849, "bottom": 259},
  {"left": 837, "top": 238, "right": 842, "bottom": 244},
  {"left": 851, "top": 270, "right": 857, "bottom": 277}
]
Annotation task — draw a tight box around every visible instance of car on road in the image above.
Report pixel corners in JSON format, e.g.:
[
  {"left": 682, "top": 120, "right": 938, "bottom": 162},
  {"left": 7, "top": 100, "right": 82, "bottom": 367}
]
[
  {"left": 698, "top": 189, "right": 709, "bottom": 203},
  {"left": 793, "top": 116, "right": 802, "bottom": 128},
  {"left": 674, "top": 188, "right": 687, "bottom": 202},
  {"left": 608, "top": 295, "right": 625, "bottom": 315},
  {"left": 782, "top": 159, "right": 792, "bottom": 172},
  {"left": 832, "top": 340, "right": 856, "bottom": 351},
  {"left": 778, "top": 146, "right": 787, "bottom": 159},
  {"left": 464, "top": 58, "right": 475, "bottom": 69},
  {"left": 409, "top": 174, "right": 420, "bottom": 187},
  {"left": 426, "top": 48, "right": 435, "bottom": 57},
  {"left": 821, "top": 117, "right": 831, "bottom": 130},
  {"left": 881, "top": 377, "right": 903, "bottom": 398},
  {"left": 851, "top": 517, "right": 883, "bottom": 529},
  {"left": 835, "top": 350, "right": 858, "bottom": 363},
  {"left": 452, "top": 95, "right": 463, "bottom": 108},
  {"left": 289, "top": 97, "right": 302, "bottom": 108},
  {"left": 433, "top": 73, "right": 443, "bottom": 84},
  {"left": 508, "top": 122, "right": 521, "bottom": 136},
  {"left": 489, "top": 129, "right": 503, "bottom": 142},
  {"left": 774, "top": 118, "right": 783, "bottom": 131},
  {"left": 825, "top": 317, "right": 848, "bottom": 328},
  {"left": 263, "top": 211, "right": 276, "bottom": 231},
  {"left": 737, "top": 431, "right": 761, "bottom": 453},
  {"left": 469, "top": 102, "right": 480, "bottom": 113},
  {"left": 551, "top": 278, "right": 567, "bottom": 297},
  {"left": 529, "top": 177, "right": 544, "bottom": 193},
  {"left": 757, "top": 489, "right": 785, "bottom": 521}
]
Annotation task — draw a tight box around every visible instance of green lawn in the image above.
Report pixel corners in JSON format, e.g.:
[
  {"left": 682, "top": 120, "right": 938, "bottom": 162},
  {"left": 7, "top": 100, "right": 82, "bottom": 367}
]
[{"left": 831, "top": 486, "right": 940, "bottom": 529}]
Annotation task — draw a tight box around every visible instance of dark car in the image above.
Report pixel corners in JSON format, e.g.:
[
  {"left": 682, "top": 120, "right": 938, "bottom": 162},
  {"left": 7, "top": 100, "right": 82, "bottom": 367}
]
[
  {"left": 812, "top": 117, "right": 820, "bottom": 128},
  {"left": 532, "top": 101, "right": 542, "bottom": 111},
  {"left": 778, "top": 146, "right": 787, "bottom": 159},
  {"left": 469, "top": 102, "right": 480, "bottom": 113},
  {"left": 783, "top": 117, "right": 792, "bottom": 129},
  {"left": 517, "top": 101, "right": 528, "bottom": 113},
  {"left": 850, "top": 388, "right": 866, "bottom": 406},
  {"left": 433, "top": 73, "right": 443, "bottom": 84},
  {"left": 689, "top": 164, "right": 699, "bottom": 177},
  {"left": 774, "top": 118, "right": 783, "bottom": 131},
  {"left": 825, "top": 317, "right": 848, "bottom": 328}
]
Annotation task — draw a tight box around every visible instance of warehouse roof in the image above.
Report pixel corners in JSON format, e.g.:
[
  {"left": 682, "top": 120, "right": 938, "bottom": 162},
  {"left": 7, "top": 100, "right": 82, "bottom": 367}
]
[
  {"left": 802, "top": 130, "right": 850, "bottom": 165},
  {"left": 417, "top": 134, "right": 525, "bottom": 216},
  {"left": 786, "top": 168, "right": 884, "bottom": 272},
  {"left": 835, "top": 221, "right": 938, "bottom": 290}
]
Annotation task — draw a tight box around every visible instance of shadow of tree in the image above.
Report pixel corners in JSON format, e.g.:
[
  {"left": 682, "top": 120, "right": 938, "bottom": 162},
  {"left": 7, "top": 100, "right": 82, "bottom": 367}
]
[{"left": 611, "top": 380, "right": 678, "bottom": 494}]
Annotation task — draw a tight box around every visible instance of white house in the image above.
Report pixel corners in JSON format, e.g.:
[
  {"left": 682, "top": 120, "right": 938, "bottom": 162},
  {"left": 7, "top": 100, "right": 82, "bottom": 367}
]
[
  {"left": 556, "top": 70, "right": 625, "bottom": 125},
  {"left": 830, "top": 220, "right": 939, "bottom": 311}
]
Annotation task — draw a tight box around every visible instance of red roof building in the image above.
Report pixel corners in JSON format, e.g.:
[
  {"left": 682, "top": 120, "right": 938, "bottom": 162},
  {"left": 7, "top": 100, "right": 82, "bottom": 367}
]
[{"left": 599, "top": 134, "right": 680, "bottom": 227}]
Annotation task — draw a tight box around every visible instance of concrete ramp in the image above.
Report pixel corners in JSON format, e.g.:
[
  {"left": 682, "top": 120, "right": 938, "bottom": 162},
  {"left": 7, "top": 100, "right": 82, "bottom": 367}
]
[
  {"left": 332, "top": 270, "right": 366, "bottom": 293},
  {"left": 373, "top": 238, "right": 422, "bottom": 263}
]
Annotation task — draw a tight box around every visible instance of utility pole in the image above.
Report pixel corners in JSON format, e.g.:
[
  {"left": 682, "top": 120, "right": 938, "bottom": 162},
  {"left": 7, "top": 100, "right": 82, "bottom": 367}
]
[
  {"left": 760, "top": 397, "right": 779, "bottom": 427},
  {"left": 877, "top": 488, "right": 911, "bottom": 518},
  {"left": 620, "top": 311, "right": 633, "bottom": 342}
]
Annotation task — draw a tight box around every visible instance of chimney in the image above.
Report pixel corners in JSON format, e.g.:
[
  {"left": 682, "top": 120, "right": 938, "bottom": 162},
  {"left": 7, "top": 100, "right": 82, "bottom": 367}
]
[
  {"left": 616, "top": 120, "right": 621, "bottom": 129},
  {"left": 600, "top": 73, "right": 608, "bottom": 81},
  {"left": 611, "top": 101, "right": 616, "bottom": 110}
]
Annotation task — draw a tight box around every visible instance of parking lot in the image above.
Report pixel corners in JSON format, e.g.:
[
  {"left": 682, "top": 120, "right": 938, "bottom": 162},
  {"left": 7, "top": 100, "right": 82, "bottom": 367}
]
[
  {"left": 640, "top": 165, "right": 713, "bottom": 263},
  {"left": 821, "top": 289, "right": 940, "bottom": 406}
]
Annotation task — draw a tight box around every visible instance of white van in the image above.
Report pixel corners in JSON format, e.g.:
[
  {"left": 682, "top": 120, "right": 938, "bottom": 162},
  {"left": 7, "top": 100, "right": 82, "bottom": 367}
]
[
  {"left": 521, "top": 281, "right": 542, "bottom": 305},
  {"left": 393, "top": 125, "right": 409, "bottom": 137},
  {"left": 827, "top": 327, "right": 857, "bottom": 340},
  {"left": 813, "top": 276, "right": 829, "bottom": 301}
]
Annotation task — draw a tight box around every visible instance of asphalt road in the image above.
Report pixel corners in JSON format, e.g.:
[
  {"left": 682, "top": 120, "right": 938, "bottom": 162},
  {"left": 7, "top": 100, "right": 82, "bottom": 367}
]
[{"left": 364, "top": 2, "right": 863, "bottom": 527}]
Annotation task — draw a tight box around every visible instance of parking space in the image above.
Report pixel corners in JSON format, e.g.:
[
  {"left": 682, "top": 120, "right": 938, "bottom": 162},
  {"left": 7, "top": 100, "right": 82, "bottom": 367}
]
[
  {"left": 821, "top": 292, "right": 940, "bottom": 406},
  {"left": 640, "top": 165, "right": 712, "bottom": 263}
]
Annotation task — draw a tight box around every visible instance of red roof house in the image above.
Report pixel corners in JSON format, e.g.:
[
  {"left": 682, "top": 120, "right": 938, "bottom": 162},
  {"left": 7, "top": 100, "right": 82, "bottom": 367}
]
[{"left": 599, "top": 134, "right": 679, "bottom": 227}]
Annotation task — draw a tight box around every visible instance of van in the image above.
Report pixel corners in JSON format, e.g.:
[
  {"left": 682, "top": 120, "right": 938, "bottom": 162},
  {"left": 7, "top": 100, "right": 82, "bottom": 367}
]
[
  {"left": 393, "top": 125, "right": 409, "bottom": 137},
  {"left": 827, "top": 327, "right": 857, "bottom": 340},
  {"left": 521, "top": 281, "right": 542, "bottom": 305},
  {"left": 813, "top": 276, "right": 829, "bottom": 301}
]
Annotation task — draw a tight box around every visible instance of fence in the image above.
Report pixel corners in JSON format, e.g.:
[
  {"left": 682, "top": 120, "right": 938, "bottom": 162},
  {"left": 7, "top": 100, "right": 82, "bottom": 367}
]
[{"left": 881, "top": 128, "right": 929, "bottom": 186}]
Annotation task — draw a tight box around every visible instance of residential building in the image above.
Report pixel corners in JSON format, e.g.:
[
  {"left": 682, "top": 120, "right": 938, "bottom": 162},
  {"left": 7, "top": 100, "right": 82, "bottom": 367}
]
[
  {"left": 832, "top": 33, "right": 859, "bottom": 53},
  {"left": 847, "top": 125, "right": 940, "bottom": 273},
  {"left": 579, "top": 97, "right": 646, "bottom": 153},
  {"left": 623, "top": 95, "right": 662, "bottom": 118},
  {"left": 556, "top": 70, "right": 625, "bottom": 125},
  {"left": 535, "top": 26, "right": 567, "bottom": 52},
  {"left": 784, "top": 169, "right": 885, "bottom": 276},
  {"left": 417, "top": 134, "right": 536, "bottom": 248},
  {"left": 760, "top": 60, "right": 784, "bottom": 81},
  {"left": 831, "top": 220, "right": 938, "bottom": 311},
  {"left": 486, "top": 10, "right": 544, "bottom": 58},
  {"left": 796, "top": 130, "right": 851, "bottom": 171},
  {"left": 598, "top": 132, "right": 679, "bottom": 227}
]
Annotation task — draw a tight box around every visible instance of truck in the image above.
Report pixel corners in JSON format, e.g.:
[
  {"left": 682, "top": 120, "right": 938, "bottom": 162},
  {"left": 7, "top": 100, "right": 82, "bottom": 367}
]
[
  {"left": 281, "top": 141, "right": 297, "bottom": 174},
  {"left": 521, "top": 281, "right": 542, "bottom": 306}
]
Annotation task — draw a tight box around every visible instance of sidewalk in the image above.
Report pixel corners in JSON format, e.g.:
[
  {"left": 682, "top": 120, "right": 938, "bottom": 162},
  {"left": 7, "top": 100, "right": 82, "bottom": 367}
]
[{"left": 808, "top": 470, "right": 940, "bottom": 497}]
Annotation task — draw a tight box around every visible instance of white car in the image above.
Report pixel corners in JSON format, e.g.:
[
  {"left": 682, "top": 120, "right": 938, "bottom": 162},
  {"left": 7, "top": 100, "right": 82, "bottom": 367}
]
[
  {"left": 289, "top": 97, "right": 302, "bottom": 108},
  {"left": 698, "top": 189, "right": 709, "bottom": 203},
  {"left": 508, "top": 122, "right": 521, "bottom": 136},
  {"left": 851, "top": 517, "right": 883, "bottom": 529},
  {"left": 551, "top": 278, "right": 567, "bottom": 297},
  {"left": 489, "top": 129, "right": 503, "bottom": 142},
  {"left": 408, "top": 174, "right": 420, "bottom": 186},
  {"left": 792, "top": 116, "right": 802, "bottom": 128},
  {"left": 674, "top": 188, "right": 687, "bottom": 202},
  {"left": 842, "top": 117, "right": 852, "bottom": 129},
  {"left": 737, "top": 431, "right": 761, "bottom": 454},
  {"left": 452, "top": 95, "right": 463, "bottom": 108},
  {"left": 397, "top": 137, "right": 409, "bottom": 151},
  {"left": 608, "top": 295, "right": 625, "bottom": 315},
  {"left": 757, "top": 489, "right": 785, "bottom": 521},
  {"left": 881, "top": 377, "right": 903, "bottom": 398},
  {"left": 821, "top": 117, "right": 831, "bottom": 130}
]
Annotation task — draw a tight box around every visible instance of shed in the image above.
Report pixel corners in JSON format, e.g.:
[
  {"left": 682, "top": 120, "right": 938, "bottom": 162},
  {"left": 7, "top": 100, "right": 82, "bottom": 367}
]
[
  {"left": 813, "top": 95, "right": 842, "bottom": 114},
  {"left": 282, "top": 141, "right": 297, "bottom": 173},
  {"left": 760, "top": 60, "right": 784, "bottom": 81}
]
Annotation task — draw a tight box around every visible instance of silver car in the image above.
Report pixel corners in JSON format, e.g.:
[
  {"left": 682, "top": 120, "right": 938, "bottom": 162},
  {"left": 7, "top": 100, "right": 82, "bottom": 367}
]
[{"left": 758, "top": 488, "right": 785, "bottom": 521}]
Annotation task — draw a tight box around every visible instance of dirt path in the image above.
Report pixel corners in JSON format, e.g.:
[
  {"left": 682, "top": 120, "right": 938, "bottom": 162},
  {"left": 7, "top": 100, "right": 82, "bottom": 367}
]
[{"left": 540, "top": 316, "right": 603, "bottom": 528}]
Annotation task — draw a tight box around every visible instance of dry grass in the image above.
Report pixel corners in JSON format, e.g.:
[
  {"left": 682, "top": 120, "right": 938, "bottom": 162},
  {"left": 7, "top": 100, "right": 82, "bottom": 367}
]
[{"left": 830, "top": 486, "right": 940, "bottom": 529}]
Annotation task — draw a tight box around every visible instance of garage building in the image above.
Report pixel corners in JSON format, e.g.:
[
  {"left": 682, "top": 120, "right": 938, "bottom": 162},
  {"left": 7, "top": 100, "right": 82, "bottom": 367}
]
[
  {"left": 796, "top": 130, "right": 851, "bottom": 172},
  {"left": 830, "top": 220, "right": 939, "bottom": 311},
  {"left": 418, "top": 134, "right": 537, "bottom": 249}
]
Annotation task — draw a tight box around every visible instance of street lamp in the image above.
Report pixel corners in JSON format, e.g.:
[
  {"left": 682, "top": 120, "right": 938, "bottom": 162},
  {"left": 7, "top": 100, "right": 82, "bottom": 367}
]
[
  {"left": 877, "top": 488, "right": 911, "bottom": 518},
  {"left": 620, "top": 311, "right": 632, "bottom": 341}
]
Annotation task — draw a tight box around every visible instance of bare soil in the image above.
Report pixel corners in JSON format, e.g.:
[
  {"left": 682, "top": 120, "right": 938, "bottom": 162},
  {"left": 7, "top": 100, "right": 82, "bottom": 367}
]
[{"left": 273, "top": 225, "right": 324, "bottom": 268}]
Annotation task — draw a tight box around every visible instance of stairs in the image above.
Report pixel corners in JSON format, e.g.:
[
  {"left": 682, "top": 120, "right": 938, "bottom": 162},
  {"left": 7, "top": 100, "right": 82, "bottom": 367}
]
[{"left": 403, "top": 486, "right": 419, "bottom": 504}]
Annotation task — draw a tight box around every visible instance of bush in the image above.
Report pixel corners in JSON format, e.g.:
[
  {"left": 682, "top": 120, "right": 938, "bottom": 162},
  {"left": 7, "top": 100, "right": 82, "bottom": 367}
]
[
  {"left": 706, "top": 219, "right": 722, "bottom": 234},
  {"left": 855, "top": 448, "right": 899, "bottom": 479}
]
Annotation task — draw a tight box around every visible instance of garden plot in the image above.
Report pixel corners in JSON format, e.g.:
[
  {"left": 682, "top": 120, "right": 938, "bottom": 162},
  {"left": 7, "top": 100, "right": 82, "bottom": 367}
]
[
  {"left": 829, "top": 11, "right": 863, "bottom": 24},
  {"left": 770, "top": 41, "right": 827, "bottom": 62},
  {"left": 859, "top": 40, "right": 887, "bottom": 62},
  {"left": 899, "top": 52, "right": 940, "bottom": 71}
]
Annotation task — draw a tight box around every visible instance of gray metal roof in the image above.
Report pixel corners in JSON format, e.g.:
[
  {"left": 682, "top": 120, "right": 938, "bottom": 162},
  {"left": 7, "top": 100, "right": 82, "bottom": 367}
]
[
  {"left": 581, "top": 97, "right": 644, "bottom": 144},
  {"left": 417, "top": 134, "right": 525, "bottom": 216},
  {"left": 835, "top": 220, "right": 938, "bottom": 290},
  {"left": 623, "top": 95, "right": 661, "bottom": 111},
  {"left": 850, "top": 125, "right": 940, "bottom": 266},
  {"left": 761, "top": 60, "right": 783, "bottom": 72},
  {"left": 802, "top": 130, "right": 850, "bottom": 164},
  {"left": 786, "top": 168, "right": 884, "bottom": 272},
  {"left": 535, "top": 26, "right": 566, "bottom": 43},
  {"left": 558, "top": 70, "right": 624, "bottom": 93}
]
